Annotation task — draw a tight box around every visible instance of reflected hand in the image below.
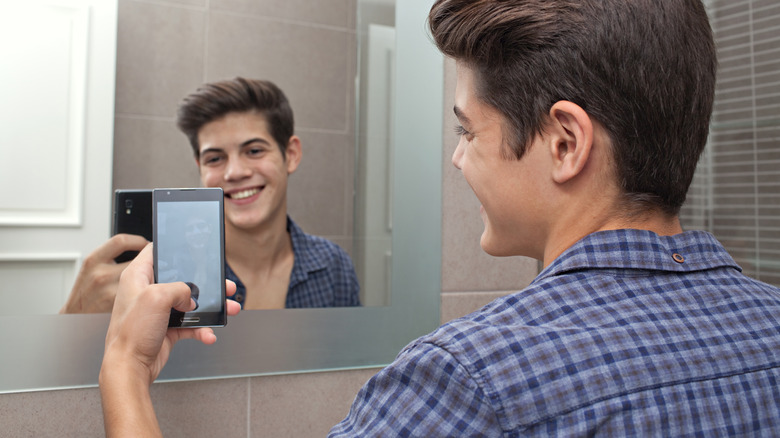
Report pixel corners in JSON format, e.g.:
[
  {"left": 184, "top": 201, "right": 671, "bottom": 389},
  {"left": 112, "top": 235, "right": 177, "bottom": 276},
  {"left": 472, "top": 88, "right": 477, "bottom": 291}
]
[{"left": 60, "top": 234, "right": 149, "bottom": 314}]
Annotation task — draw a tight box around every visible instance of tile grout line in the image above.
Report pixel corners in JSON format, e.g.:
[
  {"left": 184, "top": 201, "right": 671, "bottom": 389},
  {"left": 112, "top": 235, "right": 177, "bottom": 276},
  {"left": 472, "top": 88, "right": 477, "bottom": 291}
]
[{"left": 247, "top": 377, "right": 252, "bottom": 437}]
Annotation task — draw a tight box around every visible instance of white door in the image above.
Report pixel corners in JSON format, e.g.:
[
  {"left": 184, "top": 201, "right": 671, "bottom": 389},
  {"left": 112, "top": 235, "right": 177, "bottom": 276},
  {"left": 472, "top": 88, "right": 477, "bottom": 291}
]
[
  {"left": 356, "top": 24, "right": 396, "bottom": 306},
  {"left": 0, "top": 0, "right": 117, "bottom": 315}
]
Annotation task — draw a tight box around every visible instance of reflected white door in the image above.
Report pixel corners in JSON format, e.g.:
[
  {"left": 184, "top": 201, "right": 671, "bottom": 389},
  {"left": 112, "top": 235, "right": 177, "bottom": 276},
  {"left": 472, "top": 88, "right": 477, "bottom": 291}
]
[
  {"left": 0, "top": 0, "right": 117, "bottom": 315},
  {"left": 357, "top": 24, "right": 396, "bottom": 306}
]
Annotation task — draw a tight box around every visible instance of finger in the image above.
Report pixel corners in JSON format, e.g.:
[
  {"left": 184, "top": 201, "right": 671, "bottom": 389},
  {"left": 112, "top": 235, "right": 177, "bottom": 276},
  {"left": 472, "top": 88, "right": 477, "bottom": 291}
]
[
  {"left": 102, "top": 259, "right": 136, "bottom": 279},
  {"left": 226, "top": 279, "right": 237, "bottom": 297},
  {"left": 167, "top": 327, "right": 217, "bottom": 346},
  {"left": 227, "top": 299, "right": 241, "bottom": 316},
  {"left": 122, "top": 278, "right": 192, "bottom": 319},
  {"left": 193, "top": 328, "right": 218, "bottom": 345},
  {"left": 167, "top": 282, "right": 198, "bottom": 313},
  {"left": 121, "top": 244, "right": 155, "bottom": 285},
  {"left": 100, "top": 234, "right": 150, "bottom": 261}
]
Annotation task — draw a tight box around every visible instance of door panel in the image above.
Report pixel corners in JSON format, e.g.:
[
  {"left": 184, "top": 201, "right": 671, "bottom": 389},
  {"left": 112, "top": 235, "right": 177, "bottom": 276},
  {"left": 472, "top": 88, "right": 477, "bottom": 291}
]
[{"left": 0, "top": 0, "right": 118, "bottom": 314}]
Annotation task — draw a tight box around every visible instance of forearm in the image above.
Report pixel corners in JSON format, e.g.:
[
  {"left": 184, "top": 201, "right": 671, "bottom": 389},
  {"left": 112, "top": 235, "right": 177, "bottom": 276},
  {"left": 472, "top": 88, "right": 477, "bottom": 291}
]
[{"left": 99, "top": 353, "right": 162, "bottom": 438}]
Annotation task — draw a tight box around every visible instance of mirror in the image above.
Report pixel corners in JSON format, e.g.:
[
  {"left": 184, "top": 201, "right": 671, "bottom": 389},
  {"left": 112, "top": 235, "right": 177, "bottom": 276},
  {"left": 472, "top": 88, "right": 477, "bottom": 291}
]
[
  {"left": 0, "top": 0, "right": 396, "bottom": 313},
  {"left": 0, "top": 0, "right": 442, "bottom": 393},
  {"left": 109, "top": 0, "right": 393, "bottom": 308}
]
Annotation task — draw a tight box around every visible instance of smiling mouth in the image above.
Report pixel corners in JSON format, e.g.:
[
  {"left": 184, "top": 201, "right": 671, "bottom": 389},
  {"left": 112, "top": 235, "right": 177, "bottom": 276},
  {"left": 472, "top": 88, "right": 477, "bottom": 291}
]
[{"left": 227, "top": 187, "right": 262, "bottom": 200}]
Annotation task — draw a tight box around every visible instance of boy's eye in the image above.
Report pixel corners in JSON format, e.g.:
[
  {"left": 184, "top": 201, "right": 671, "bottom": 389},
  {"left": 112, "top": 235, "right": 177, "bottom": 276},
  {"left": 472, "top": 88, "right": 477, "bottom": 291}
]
[
  {"left": 202, "top": 155, "right": 222, "bottom": 165},
  {"left": 454, "top": 125, "right": 470, "bottom": 137}
]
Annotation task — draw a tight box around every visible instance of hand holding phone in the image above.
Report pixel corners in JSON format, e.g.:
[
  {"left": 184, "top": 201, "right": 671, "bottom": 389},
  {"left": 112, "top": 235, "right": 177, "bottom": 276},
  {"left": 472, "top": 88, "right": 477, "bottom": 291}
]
[
  {"left": 153, "top": 188, "right": 227, "bottom": 327},
  {"left": 61, "top": 233, "right": 149, "bottom": 314}
]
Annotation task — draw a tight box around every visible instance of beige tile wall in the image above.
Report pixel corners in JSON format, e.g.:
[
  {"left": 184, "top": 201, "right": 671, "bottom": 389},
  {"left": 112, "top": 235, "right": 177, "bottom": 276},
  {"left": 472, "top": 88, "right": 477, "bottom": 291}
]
[{"left": 0, "top": 3, "right": 539, "bottom": 437}]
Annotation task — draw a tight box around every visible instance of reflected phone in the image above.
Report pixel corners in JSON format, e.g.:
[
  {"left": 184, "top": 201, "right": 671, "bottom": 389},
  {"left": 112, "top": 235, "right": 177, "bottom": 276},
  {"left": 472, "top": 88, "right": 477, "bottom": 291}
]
[
  {"left": 112, "top": 190, "right": 153, "bottom": 263},
  {"left": 153, "top": 188, "right": 227, "bottom": 328}
]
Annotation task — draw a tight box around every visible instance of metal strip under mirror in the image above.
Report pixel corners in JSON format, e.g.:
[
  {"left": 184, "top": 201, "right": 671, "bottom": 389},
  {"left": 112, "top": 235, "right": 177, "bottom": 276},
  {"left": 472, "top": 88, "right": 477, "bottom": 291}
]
[{"left": 0, "top": 0, "right": 442, "bottom": 393}]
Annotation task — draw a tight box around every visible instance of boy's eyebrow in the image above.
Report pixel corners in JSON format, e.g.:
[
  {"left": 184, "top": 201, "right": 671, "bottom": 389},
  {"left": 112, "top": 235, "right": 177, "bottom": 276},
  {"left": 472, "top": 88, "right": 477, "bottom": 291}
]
[
  {"left": 453, "top": 105, "right": 471, "bottom": 125},
  {"left": 199, "top": 146, "right": 222, "bottom": 156},
  {"left": 239, "top": 137, "right": 271, "bottom": 148}
]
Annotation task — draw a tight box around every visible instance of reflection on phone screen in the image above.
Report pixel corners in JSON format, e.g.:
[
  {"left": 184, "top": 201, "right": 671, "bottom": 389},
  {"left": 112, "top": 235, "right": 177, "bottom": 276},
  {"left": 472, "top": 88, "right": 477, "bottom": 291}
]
[{"left": 156, "top": 201, "right": 222, "bottom": 313}]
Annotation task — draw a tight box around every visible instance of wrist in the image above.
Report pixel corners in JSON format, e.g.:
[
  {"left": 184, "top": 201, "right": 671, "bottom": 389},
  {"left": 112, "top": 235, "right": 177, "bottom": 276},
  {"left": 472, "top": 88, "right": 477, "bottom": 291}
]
[
  {"left": 60, "top": 290, "right": 82, "bottom": 314},
  {"left": 100, "top": 349, "right": 161, "bottom": 437},
  {"left": 100, "top": 344, "right": 153, "bottom": 388}
]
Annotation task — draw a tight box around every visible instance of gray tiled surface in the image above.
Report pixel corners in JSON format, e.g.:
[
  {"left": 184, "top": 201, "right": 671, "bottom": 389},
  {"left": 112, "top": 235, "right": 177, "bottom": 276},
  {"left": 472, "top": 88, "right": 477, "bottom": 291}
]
[
  {"left": 153, "top": 378, "right": 248, "bottom": 437},
  {"left": 211, "top": 0, "right": 356, "bottom": 29},
  {"left": 114, "top": 0, "right": 206, "bottom": 117},
  {"left": 206, "top": 12, "right": 355, "bottom": 133},
  {"left": 147, "top": 0, "right": 207, "bottom": 6},
  {"left": 249, "top": 368, "right": 378, "bottom": 436},
  {"left": 0, "top": 387, "right": 104, "bottom": 436},
  {"left": 287, "top": 129, "right": 355, "bottom": 237},
  {"left": 112, "top": 116, "right": 201, "bottom": 189}
]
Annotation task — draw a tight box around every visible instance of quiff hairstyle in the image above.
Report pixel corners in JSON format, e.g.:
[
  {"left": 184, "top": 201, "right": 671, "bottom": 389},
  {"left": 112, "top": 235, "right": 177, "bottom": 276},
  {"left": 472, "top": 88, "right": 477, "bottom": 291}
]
[
  {"left": 429, "top": 0, "right": 717, "bottom": 215},
  {"left": 176, "top": 77, "right": 294, "bottom": 159}
]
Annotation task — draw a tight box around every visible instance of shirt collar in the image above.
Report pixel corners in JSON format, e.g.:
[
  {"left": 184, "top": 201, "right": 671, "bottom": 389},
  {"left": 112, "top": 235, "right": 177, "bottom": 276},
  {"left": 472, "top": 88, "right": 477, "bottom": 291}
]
[
  {"left": 535, "top": 229, "right": 742, "bottom": 284},
  {"left": 287, "top": 216, "right": 328, "bottom": 287}
]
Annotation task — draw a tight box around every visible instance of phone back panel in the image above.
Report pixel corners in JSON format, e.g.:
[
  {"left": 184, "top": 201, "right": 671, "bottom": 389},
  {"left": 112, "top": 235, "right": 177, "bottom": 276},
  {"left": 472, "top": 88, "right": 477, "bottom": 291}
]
[{"left": 112, "top": 190, "right": 153, "bottom": 262}]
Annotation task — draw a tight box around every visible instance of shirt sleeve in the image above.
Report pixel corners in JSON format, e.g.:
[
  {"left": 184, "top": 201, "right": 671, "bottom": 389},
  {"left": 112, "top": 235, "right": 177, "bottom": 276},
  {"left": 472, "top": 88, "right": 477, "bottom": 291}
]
[
  {"left": 328, "top": 244, "right": 361, "bottom": 307},
  {"left": 328, "top": 341, "right": 503, "bottom": 437}
]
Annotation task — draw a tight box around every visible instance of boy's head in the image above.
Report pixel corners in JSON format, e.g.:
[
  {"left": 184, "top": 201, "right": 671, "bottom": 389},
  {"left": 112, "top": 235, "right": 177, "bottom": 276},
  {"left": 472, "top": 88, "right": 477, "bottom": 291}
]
[
  {"left": 429, "top": 0, "right": 717, "bottom": 215},
  {"left": 176, "top": 77, "right": 295, "bottom": 159}
]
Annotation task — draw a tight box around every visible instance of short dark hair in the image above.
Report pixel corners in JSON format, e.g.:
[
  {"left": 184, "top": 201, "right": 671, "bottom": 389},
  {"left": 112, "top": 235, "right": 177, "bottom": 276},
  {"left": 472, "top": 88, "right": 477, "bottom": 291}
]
[
  {"left": 176, "top": 77, "right": 294, "bottom": 159},
  {"left": 429, "top": 0, "right": 717, "bottom": 215}
]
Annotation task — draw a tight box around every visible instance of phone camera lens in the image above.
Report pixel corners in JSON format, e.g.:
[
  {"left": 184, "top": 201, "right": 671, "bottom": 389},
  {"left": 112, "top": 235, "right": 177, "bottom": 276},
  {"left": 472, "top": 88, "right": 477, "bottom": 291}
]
[{"left": 125, "top": 199, "right": 133, "bottom": 208}]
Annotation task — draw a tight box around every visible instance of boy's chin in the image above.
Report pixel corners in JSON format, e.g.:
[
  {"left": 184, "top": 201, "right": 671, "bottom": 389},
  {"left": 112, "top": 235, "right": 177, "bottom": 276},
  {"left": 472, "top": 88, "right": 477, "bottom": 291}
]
[
  {"left": 480, "top": 228, "right": 528, "bottom": 258},
  {"left": 480, "top": 231, "right": 506, "bottom": 257}
]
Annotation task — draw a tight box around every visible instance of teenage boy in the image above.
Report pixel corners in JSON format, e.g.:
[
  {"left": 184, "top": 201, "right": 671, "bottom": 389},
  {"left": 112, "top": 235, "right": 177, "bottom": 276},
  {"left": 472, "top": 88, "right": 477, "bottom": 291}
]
[
  {"left": 100, "top": 0, "right": 780, "bottom": 435},
  {"left": 62, "top": 78, "right": 360, "bottom": 312}
]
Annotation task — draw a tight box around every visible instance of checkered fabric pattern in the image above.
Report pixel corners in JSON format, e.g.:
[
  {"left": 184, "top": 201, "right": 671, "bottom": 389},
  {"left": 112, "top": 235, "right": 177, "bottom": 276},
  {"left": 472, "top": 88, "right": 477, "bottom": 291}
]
[
  {"left": 228, "top": 216, "right": 360, "bottom": 308},
  {"left": 330, "top": 229, "right": 780, "bottom": 436}
]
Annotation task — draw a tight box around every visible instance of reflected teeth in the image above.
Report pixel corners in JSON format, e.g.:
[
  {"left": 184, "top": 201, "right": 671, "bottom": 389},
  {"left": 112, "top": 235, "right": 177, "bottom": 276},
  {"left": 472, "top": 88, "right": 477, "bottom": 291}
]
[{"left": 232, "top": 188, "right": 260, "bottom": 200}]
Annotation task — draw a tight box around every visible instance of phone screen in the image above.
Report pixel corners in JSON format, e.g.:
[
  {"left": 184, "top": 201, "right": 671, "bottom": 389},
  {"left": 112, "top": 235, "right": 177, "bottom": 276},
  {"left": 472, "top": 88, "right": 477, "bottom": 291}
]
[{"left": 153, "top": 188, "right": 226, "bottom": 327}]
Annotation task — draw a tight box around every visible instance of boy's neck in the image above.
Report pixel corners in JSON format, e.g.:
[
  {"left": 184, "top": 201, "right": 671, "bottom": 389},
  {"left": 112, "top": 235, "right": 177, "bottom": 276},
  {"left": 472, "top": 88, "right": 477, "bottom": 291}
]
[{"left": 224, "top": 211, "right": 292, "bottom": 271}]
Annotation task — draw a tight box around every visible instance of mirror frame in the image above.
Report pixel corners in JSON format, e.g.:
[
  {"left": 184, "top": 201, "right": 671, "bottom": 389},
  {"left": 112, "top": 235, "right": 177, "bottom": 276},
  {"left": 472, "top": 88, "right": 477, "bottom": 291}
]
[{"left": 0, "top": 0, "right": 443, "bottom": 394}]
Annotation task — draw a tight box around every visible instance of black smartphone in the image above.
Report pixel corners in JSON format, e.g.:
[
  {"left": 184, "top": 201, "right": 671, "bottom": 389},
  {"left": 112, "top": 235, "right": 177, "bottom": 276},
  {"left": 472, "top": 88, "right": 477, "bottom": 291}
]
[
  {"left": 153, "top": 188, "right": 227, "bottom": 328},
  {"left": 112, "top": 190, "right": 153, "bottom": 263}
]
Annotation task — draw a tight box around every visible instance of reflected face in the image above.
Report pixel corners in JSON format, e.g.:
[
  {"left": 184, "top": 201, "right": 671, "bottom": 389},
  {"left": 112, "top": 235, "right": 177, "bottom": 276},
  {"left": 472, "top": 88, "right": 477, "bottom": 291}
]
[
  {"left": 197, "top": 111, "right": 300, "bottom": 233},
  {"left": 452, "top": 64, "right": 550, "bottom": 258},
  {"left": 185, "top": 217, "right": 211, "bottom": 249}
]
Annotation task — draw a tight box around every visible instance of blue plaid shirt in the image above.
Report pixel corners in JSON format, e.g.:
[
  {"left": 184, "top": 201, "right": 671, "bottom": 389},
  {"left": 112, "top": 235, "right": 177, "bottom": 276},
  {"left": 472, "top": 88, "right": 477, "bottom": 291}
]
[
  {"left": 330, "top": 229, "right": 780, "bottom": 436},
  {"left": 227, "top": 217, "right": 360, "bottom": 308}
]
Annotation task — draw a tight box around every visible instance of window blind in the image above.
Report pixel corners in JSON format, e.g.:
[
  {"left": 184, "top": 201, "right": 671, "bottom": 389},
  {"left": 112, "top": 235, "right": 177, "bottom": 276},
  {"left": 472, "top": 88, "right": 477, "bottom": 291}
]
[{"left": 680, "top": 0, "right": 780, "bottom": 285}]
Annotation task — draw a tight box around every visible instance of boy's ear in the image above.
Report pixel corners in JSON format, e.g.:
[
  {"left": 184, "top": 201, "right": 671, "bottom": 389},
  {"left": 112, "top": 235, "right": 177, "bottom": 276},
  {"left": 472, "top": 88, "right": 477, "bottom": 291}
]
[
  {"left": 548, "top": 101, "right": 594, "bottom": 184},
  {"left": 285, "top": 135, "right": 302, "bottom": 174}
]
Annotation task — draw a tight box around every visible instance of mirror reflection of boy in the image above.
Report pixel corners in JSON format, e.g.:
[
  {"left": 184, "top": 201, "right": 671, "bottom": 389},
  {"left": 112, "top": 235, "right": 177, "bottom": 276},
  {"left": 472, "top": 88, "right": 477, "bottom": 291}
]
[
  {"left": 100, "top": 0, "right": 780, "bottom": 435},
  {"left": 61, "top": 78, "right": 360, "bottom": 313},
  {"left": 157, "top": 211, "right": 220, "bottom": 312}
]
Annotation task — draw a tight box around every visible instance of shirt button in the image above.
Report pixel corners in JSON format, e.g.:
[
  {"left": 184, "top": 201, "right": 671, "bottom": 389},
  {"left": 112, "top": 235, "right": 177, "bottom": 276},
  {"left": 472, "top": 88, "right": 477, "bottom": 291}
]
[{"left": 672, "top": 253, "right": 685, "bottom": 263}]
